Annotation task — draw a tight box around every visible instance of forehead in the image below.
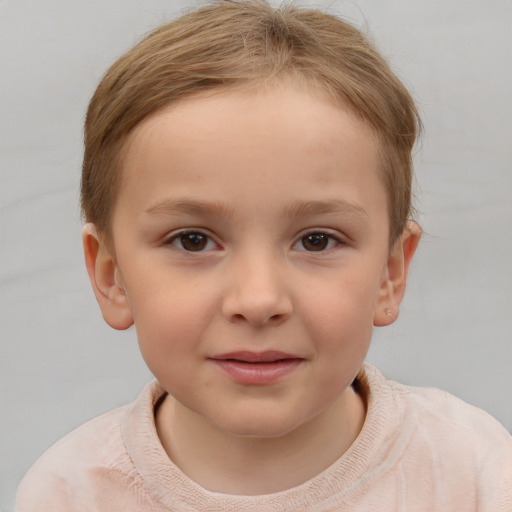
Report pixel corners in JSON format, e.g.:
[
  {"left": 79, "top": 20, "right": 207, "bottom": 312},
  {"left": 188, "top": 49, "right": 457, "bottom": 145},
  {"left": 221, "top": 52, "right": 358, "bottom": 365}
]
[
  {"left": 115, "top": 84, "right": 386, "bottom": 229},
  {"left": 125, "top": 80, "right": 375, "bottom": 150}
]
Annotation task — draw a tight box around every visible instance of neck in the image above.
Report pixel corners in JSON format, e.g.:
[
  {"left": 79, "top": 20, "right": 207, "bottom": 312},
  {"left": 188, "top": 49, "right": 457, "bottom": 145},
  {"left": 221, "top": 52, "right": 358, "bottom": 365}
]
[{"left": 156, "top": 386, "right": 366, "bottom": 495}]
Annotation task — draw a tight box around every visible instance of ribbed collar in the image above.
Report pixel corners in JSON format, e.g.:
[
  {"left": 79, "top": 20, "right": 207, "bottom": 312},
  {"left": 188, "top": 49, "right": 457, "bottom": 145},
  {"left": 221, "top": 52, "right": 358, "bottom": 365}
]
[{"left": 122, "top": 363, "right": 411, "bottom": 511}]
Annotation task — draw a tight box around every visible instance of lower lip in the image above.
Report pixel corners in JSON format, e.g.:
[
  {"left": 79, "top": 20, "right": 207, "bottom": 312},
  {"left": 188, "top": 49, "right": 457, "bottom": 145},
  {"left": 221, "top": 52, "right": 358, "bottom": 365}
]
[{"left": 210, "top": 359, "right": 303, "bottom": 385}]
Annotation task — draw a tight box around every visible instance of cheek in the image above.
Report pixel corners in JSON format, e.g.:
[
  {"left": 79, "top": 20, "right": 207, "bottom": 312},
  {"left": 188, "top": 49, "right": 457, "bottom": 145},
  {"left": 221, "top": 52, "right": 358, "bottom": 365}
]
[
  {"left": 303, "top": 269, "right": 381, "bottom": 325},
  {"left": 298, "top": 269, "right": 381, "bottom": 357},
  {"left": 125, "top": 278, "right": 218, "bottom": 367}
]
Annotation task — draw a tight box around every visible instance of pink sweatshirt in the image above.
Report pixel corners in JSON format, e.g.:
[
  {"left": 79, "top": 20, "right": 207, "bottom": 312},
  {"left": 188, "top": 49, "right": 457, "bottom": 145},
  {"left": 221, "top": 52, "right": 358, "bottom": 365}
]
[{"left": 16, "top": 364, "right": 512, "bottom": 511}]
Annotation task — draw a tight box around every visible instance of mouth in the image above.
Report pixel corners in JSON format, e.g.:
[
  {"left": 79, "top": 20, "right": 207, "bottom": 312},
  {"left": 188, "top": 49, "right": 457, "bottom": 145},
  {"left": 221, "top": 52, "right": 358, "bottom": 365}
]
[
  {"left": 208, "top": 351, "right": 304, "bottom": 385},
  {"left": 210, "top": 350, "right": 301, "bottom": 363}
]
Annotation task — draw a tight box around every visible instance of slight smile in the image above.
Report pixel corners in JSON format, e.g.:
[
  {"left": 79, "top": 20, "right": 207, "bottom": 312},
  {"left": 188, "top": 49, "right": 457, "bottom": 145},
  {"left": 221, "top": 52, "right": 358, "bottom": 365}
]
[{"left": 208, "top": 351, "right": 304, "bottom": 385}]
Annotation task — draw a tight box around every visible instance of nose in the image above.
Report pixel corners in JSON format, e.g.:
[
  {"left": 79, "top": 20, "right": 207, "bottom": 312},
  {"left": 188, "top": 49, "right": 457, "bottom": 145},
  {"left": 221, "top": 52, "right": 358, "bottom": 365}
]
[{"left": 221, "top": 251, "right": 292, "bottom": 327}]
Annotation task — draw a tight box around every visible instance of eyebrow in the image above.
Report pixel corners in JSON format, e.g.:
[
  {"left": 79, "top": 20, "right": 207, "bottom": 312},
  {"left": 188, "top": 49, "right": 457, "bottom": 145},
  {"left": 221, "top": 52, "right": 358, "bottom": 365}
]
[
  {"left": 145, "top": 198, "right": 236, "bottom": 218},
  {"left": 284, "top": 199, "right": 369, "bottom": 221},
  {"left": 145, "top": 198, "right": 369, "bottom": 221}
]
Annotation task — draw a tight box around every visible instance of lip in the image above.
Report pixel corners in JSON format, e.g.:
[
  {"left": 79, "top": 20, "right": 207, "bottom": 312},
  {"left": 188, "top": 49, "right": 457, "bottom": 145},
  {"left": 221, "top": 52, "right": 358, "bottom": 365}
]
[{"left": 209, "top": 351, "right": 304, "bottom": 385}]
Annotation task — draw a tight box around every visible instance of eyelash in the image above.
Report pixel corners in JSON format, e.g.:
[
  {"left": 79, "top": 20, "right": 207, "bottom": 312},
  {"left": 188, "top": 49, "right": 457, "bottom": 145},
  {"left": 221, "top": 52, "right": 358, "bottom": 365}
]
[{"left": 164, "top": 230, "right": 343, "bottom": 253}]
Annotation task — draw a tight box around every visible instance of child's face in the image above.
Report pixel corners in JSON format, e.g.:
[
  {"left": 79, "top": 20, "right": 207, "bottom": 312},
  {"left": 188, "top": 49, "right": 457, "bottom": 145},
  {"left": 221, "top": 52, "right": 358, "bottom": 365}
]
[{"left": 85, "top": 84, "right": 415, "bottom": 438}]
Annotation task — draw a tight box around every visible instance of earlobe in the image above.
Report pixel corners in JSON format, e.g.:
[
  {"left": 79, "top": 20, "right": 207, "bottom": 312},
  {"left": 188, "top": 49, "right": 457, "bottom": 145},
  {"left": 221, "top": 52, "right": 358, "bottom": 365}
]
[
  {"left": 374, "top": 221, "right": 421, "bottom": 327},
  {"left": 82, "top": 223, "right": 134, "bottom": 330}
]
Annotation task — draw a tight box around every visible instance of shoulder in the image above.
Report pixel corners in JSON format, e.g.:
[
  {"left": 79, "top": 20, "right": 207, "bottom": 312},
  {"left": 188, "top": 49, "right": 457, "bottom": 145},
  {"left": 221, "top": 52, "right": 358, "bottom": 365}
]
[
  {"left": 400, "top": 379, "right": 511, "bottom": 451},
  {"left": 407, "top": 384, "right": 512, "bottom": 509},
  {"left": 364, "top": 363, "right": 511, "bottom": 447},
  {"left": 15, "top": 406, "right": 132, "bottom": 511},
  {"left": 15, "top": 381, "right": 162, "bottom": 512},
  {"left": 364, "top": 365, "right": 512, "bottom": 509},
  {"left": 21, "top": 404, "right": 128, "bottom": 474}
]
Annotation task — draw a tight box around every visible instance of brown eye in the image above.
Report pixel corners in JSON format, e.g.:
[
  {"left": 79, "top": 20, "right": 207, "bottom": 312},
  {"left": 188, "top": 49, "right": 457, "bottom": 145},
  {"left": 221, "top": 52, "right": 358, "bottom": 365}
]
[
  {"left": 169, "top": 232, "right": 216, "bottom": 252},
  {"left": 301, "top": 233, "right": 330, "bottom": 251},
  {"left": 181, "top": 233, "right": 207, "bottom": 251}
]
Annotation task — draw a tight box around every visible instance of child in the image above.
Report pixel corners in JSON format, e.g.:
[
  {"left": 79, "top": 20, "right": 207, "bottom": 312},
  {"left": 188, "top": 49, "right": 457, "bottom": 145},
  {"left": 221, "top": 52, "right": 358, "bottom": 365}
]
[{"left": 16, "top": 1, "right": 512, "bottom": 510}]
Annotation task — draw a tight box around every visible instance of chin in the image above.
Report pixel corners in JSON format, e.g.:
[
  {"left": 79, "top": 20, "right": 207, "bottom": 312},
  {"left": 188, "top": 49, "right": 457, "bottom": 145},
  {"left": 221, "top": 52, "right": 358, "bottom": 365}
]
[{"left": 215, "top": 413, "right": 307, "bottom": 440}]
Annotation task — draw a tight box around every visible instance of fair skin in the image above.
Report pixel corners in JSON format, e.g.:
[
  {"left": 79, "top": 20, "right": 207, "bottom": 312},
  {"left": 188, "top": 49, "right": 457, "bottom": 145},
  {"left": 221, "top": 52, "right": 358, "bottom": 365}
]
[{"left": 83, "top": 83, "right": 420, "bottom": 495}]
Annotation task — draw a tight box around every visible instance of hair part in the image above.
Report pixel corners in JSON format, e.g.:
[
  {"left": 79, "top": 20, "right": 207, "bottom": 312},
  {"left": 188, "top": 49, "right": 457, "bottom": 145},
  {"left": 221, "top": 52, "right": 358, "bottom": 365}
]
[{"left": 81, "top": 0, "right": 421, "bottom": 246}]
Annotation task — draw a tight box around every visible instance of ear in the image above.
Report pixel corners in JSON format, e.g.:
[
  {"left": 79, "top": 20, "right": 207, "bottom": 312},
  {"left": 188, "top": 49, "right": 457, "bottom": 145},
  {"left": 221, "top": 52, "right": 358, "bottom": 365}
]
[
  {"left": 82, "top": 223, "right": 134, "bottom": 330},
  {"left": 374, "top": 221, "right": 421, "bottom": 327}
]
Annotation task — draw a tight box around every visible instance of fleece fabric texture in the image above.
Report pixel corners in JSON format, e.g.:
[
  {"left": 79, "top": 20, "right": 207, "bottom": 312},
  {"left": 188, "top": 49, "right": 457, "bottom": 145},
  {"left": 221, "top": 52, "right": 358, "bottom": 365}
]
[{"left": 16, "top": 364, "right": 512, "bottom": 511}]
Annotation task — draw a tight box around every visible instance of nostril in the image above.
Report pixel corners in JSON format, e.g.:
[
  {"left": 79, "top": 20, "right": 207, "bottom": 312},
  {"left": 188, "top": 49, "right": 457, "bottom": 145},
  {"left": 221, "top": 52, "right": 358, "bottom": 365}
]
[{"left": 228, "top": 311, "right": 286, "bottom": 325}]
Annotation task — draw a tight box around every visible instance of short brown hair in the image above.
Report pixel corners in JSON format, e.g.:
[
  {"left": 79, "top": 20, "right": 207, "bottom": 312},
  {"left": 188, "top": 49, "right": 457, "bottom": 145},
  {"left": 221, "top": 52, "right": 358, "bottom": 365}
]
[{"left": 81, "top": 0, "right": 420, "bottom": 244}]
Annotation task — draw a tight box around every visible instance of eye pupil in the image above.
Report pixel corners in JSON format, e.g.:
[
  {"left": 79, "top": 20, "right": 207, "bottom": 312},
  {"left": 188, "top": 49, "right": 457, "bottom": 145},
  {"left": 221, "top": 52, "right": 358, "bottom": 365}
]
[
  {"left": 302, "top": 233, "right": 328, "bottom": 251},
  {"left": 181, "top": 233, "right": 207, "bottom": 251}
]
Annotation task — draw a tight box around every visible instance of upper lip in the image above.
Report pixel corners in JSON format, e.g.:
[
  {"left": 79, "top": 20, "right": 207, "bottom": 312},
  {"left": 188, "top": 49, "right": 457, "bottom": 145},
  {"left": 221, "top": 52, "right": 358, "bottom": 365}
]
[{"left": 209, "top": 350, "right": 301, "bottom": 363}]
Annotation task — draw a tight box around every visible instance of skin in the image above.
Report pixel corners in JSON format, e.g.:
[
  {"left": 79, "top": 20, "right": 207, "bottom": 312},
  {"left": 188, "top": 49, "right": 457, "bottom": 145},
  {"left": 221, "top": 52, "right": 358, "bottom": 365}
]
[{"left": 83, "top": 83, "right": 420, "bottom": 494}]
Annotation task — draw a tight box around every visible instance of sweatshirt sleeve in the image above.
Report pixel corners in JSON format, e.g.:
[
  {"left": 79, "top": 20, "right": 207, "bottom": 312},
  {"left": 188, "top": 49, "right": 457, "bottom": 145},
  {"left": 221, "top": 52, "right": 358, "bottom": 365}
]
[
  {"left": 477, "top": 423, "right": 512, "bottom": 512},
  {"left": 14, "top": 406, "right": 149, "bottom": 512},
  {"left": 15, "top": 465, "right": 76, "bottom": 512}
]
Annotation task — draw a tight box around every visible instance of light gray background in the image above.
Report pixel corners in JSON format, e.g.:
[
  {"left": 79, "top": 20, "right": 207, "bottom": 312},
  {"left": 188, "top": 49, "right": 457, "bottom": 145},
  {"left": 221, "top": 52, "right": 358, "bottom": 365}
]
[{"left": 1, "top": 0, "right": 511, "bottom": 509}]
